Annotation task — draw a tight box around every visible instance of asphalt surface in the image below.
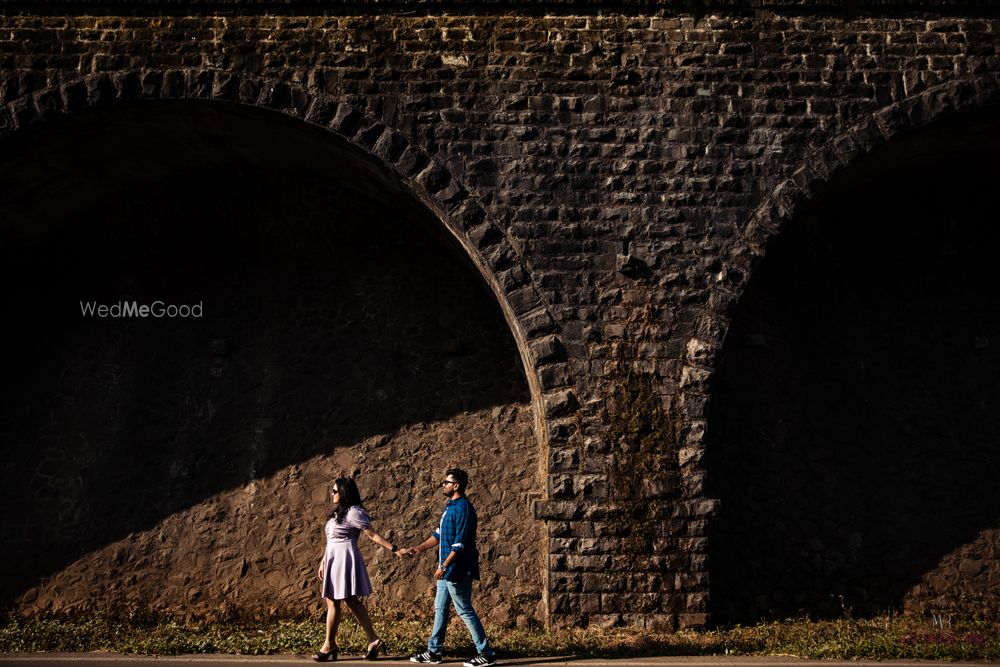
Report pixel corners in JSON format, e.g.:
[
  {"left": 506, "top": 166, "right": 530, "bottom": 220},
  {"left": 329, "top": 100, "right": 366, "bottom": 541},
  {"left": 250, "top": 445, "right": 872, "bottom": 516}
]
[{"left": 1, "top": 655, "right": 997, "bottom": 666}]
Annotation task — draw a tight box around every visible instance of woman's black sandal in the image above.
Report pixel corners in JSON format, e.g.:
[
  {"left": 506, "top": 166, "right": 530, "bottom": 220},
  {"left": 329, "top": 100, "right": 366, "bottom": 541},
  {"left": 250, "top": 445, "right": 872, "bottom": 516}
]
[
  {"left": 365, "top": 638, "right": 383, "bottom": 660},
  {"left": 313, "top": 648, "right": 337, "bottom": 662}
]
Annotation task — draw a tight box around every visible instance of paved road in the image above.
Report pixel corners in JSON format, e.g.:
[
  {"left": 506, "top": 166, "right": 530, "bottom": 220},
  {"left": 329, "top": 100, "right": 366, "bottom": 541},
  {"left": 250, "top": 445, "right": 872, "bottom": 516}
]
[{"left": 1, "top": 655, "right": 996, "bottom": 666}]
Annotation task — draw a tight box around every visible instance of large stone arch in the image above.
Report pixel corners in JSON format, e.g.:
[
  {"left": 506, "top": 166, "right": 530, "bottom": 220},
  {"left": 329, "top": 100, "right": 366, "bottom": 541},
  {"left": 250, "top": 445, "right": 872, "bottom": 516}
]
[
  {"left": 723, "top": 73, "right": 1000, "bottom": 332},
  {"left": 680, "top": 74, "right": 1000, "bottom": 436},
  {"left": 0, "top": 69, "right": 577, "bottom": 622},
  {"left": 2, "top": 67, "right": 578, "bottom": 448},
  {"left": 697, "top": 73, "right": 1000, "bottom": 621}
]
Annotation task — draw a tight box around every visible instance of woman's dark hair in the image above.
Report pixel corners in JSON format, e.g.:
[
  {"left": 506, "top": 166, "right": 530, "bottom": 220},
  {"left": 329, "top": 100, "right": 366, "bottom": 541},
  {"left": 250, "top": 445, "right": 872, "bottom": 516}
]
[{"left": 328, "top": 477, "right": 364, "bottom": 522}]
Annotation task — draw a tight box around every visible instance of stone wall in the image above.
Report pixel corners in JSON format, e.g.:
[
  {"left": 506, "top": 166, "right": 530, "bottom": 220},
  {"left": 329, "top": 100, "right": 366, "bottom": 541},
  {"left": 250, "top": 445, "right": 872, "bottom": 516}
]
[
  {"left": 0, "top": 1, "right": 999, "bottom": 627},
  {"left": 0, "top": 102, "right": 542, "bottom": 623},
  {"left": 706, "top": 108, "right": 1000, "bottom": 621}
]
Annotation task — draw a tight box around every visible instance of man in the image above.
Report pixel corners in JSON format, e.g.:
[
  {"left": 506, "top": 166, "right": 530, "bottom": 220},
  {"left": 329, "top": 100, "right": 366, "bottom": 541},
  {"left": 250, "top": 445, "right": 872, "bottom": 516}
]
[{"left": 401, "top": 468, "right": 497, "bottom": 667}]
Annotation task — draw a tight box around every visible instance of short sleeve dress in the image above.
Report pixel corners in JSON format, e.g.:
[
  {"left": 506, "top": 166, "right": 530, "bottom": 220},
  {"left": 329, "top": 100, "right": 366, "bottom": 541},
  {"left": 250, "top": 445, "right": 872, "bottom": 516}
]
[{"left": 321, "top": 505, "right": 374, "bottom": 600}]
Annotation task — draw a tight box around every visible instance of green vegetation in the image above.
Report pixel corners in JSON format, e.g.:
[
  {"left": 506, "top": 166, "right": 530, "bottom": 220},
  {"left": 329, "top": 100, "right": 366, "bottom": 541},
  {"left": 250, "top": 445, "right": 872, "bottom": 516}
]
[
  {"left": 2, "top": 612, "right": 998, "bottom": 660},
  {"left": 602, "top": 362, "right": 682, "bottom": 577}
]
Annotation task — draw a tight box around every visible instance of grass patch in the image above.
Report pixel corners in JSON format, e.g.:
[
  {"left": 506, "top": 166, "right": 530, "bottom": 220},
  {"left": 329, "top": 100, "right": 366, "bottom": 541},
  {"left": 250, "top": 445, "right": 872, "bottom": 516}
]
[{"left": 1, "top": 611, "right": 998, "bottom": 660}]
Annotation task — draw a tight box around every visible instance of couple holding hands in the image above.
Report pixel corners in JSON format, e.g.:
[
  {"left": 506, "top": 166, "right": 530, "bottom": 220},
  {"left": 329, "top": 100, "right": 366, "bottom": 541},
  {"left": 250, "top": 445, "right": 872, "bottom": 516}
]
[{"left": 314, "top": 468, "right": 497, "bottom": 667}]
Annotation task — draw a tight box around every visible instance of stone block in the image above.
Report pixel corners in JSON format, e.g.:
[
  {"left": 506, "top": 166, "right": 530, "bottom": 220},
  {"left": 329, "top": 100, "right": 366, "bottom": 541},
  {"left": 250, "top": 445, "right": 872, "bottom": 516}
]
[
  {"left": 686, "top": 591, "right": 709, "bottom": 612},
  {"left": 529, "top": 334, "right": 566, "bottom": 366},
  {"left": 548, "top": 537, "right": 578, "bottom": 554},
  {"left": 416, "top": 162, "right": 451, "bottom": 195},
  {"left": 574, "top": 475, "right": 607, "bottom": 500},
  {"left": 85, "top": 74, "right": 116, "bottom": 106},
  {"left": 564, "top": 555, "right": 613, "bottom": 572},
  {"left": 32, "top": 87, "right": 61, "bottom": 118},
  {"left": 678, "top": 613, "right": 709, "bottom": 629},
  {"left": 330, "top": 103, "right": 363, "bottom": 136},
  {"left": 587, "top": 613, "right": 624, "bottom": 628},
  {"left": 237, "top": 77, "right": 261, "bottom": 104},
  {"left": 8, "top": 96, "right": 36, "bottom": 128},
  {"left": 679, "top": 364, "right": 712, "bottom": 390},
  {"left": 373, "top": 129, "right": 409, "bottom": 162},
  {"left": 543, "top": 389, "right": 578, "bottom": 419},
  {"left": 547, "top": 445, "right": 579, "bottom": 473},
  {"left": 578, "top": 593, "right": 601, "bottom": 614},
  {"left": 549, "top": 521, "right": 572, "bottom": 538},
  {"left": 581, "top": 572, "right": 615, "bottom": 593},
  {"left": 538, "top": 363, "right": 571, "bottom": 389},
  {"left": 520, "top": 308, "right": 558, "bottom": 338},
  {"left": 187, "top": 69, "right": 214, "bottom": 100},
  {"left": 548, "top": 593, "right": 575, "bottom": 615},
  {"left": 548, "top": 474, "right": 573, "bottom": 499},
  {"left": 506, "top": 285, "right": 544, "bottom": 317},
  {"left": 60, "top": 80, "right": 88, "bottom": 112},
  {"left": 532, "top": 500, "right": 581, "bottom": 521},
  {"left": 211, "top": 72, "right": 240, "bottom": 102},
  {"left": 685, "top": 338, "right": 714, "bottom": 364},
  {"left": 550, "top": 572, "right": 583, "bottom": 593},
  {"left": 548, "top": 612, "right": 586, "bottom": 628},
  {"left": 435, "top": 178, "right": 468, "bottom": 209},
  {"left": 645, "top": 614, "right": 677, "bottom": 631}
]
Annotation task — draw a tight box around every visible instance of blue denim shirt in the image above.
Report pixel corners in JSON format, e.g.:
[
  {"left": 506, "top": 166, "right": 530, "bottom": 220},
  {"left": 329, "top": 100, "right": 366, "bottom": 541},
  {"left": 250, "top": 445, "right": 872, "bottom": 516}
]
[{"left": 432, "top": 496, "right": 480, "bottom": 581}]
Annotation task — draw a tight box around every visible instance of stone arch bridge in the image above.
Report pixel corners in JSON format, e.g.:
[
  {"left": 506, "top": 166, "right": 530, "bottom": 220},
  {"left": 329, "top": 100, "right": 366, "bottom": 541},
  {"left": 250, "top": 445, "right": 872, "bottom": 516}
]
[{"left": 1, "top": 0, "right": 999, "bottom": 629}]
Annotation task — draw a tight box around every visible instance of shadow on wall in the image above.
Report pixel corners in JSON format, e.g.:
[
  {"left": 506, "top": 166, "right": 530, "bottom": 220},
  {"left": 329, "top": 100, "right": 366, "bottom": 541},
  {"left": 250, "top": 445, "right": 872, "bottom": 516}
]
[
  {"left": 0, "top": 102, "right": 533, "bottom": 610},
  {"left": 707, "top": 107, "right": 1000, "bottom": 623}
]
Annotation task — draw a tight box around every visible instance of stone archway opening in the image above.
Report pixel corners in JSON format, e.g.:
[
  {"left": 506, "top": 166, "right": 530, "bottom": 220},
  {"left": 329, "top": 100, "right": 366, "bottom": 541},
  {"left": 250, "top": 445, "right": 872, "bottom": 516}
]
[
  {"left": 0, "top": 100, "right": 544, "bottom": 624},
  {"left": 707, "top": 106, "right": 1000, "bottom": 623}
]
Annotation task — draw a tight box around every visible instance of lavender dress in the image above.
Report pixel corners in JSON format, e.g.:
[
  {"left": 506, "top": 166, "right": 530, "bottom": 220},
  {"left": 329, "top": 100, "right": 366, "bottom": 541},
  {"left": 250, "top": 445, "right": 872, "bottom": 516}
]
[{"left": 321, "top": 506, "right": 374, "bottom": 600}]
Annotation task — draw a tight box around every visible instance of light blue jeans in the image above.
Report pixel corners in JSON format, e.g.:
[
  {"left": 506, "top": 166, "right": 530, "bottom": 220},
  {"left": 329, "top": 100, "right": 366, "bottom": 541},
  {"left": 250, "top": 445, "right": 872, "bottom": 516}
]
[{"left": 427, "top": 576, "right": 493, "bottom": 657}]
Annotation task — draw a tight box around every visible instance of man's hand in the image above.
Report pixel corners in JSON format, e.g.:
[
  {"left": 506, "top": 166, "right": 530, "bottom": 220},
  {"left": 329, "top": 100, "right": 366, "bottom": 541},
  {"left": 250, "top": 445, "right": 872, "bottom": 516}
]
[
  {"left": 434, "top": 567, "right": 445, "bottom": 580},
  {"left": 316, "top": 566, "right": 323, "bottom": 580},
  {"left": 397, "top": 547, "right": 417, "bottom": 558}
]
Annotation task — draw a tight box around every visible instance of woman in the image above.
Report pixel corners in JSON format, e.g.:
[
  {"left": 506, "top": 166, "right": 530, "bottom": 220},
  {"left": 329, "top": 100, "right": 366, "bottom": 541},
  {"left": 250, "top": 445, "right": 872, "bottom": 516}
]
[{"left": 314, "top": 477, "right": 397, "bottom": 662}]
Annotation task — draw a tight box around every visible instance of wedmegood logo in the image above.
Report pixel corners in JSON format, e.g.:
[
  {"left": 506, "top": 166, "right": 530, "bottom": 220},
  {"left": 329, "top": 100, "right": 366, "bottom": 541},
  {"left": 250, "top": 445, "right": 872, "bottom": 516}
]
[{"left": 79, "top": 301, "right": 204, "bottom": 318}]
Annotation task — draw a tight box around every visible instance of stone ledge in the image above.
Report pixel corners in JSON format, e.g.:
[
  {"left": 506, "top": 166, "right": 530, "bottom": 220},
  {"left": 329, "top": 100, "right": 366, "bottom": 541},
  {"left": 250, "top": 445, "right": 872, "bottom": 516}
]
[{"left": 0, "top": 0, "right": 996, "bottom": 15}]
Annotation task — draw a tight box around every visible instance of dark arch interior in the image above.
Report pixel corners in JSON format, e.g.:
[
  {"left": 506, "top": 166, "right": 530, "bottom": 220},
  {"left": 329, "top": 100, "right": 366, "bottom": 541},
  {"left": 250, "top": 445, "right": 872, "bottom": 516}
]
[
  {"left": 707, "top": 106, "right": 1000, "bottom": 623},
  {"left": 0, "top": 101, "right": 530, "bottom": 604}
]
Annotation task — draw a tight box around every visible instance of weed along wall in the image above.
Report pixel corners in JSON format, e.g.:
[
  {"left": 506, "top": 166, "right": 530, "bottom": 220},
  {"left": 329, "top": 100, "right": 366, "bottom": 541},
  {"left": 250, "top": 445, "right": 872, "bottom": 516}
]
[{"left": 1, "top": 0, "right": 999, "bottom": 629}]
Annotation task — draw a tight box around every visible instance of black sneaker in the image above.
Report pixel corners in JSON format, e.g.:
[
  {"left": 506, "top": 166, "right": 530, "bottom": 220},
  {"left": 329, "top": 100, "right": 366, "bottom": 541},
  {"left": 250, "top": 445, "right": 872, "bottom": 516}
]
[
  {"left": 410, "top": 651, "right": 443, "bottom": 664},
  {"left": 464, "top": 655, "right": 497, "bottom": 667}
]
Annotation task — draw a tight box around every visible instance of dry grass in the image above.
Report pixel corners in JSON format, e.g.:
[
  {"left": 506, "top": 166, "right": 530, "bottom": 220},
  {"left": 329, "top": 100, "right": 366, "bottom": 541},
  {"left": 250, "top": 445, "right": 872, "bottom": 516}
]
[{"left": 2, "top": 611, "right": 998, "bottom": 660}]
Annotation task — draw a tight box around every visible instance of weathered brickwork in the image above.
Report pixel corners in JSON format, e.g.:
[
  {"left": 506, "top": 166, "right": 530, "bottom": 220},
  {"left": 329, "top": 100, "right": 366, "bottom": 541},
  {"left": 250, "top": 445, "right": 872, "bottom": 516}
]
[
  {"left": 706, "top": 126, "right": 1000, "bottom": 621},
  {"left": 1, "top": 1, "right": 999, "bottom": 627},
  {"left": 0, "top": 112, "right": 544, "bottom": 624}
]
